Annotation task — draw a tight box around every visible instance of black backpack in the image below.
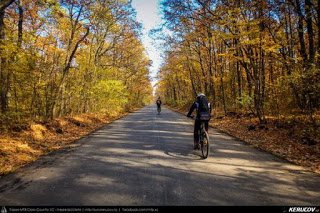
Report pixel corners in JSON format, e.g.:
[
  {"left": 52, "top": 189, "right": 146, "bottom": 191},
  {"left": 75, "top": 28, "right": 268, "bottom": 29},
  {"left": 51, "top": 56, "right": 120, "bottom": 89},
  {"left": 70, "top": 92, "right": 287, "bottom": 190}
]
[{"left": 197, "top": 96, "right": 211, "bottom": 121}]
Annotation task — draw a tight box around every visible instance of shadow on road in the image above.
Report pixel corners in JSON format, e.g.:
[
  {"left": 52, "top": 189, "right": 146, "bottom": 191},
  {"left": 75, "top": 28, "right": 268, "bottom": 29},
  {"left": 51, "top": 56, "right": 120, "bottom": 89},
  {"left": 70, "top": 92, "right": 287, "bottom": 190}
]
[{"left": 0, "top": 105, "right": 319, "bottom": 205}]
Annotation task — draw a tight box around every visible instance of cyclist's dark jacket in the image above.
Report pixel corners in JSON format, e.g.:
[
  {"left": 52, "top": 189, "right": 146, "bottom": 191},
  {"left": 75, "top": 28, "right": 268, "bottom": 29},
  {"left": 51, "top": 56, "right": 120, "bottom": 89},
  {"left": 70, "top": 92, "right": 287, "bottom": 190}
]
[
  {"left": 187, "top": 96, "right": 211, "bottom": 144},
  {"left": 187, "top": 96, "right": 211, "bottom": 120},
  {"left": 156, "top": 100, "right": 162, "bottom": 107}
]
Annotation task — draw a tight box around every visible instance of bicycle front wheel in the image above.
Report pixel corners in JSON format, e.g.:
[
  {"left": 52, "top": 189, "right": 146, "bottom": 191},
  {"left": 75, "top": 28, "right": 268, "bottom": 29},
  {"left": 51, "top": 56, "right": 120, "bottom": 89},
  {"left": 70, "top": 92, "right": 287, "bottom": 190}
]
[{"left": 201, "top": 131, "right": 209, "bottom": 159}]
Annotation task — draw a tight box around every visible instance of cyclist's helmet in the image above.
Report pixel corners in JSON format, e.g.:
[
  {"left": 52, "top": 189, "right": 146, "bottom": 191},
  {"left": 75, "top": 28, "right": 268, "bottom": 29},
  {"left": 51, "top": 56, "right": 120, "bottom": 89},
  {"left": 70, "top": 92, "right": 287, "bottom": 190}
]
[
  {"left": 196, "top": 93, "right": 205, "bottom": 102},
  {"left": 197, "top": 93, "right": 205, "bottom": 97}
]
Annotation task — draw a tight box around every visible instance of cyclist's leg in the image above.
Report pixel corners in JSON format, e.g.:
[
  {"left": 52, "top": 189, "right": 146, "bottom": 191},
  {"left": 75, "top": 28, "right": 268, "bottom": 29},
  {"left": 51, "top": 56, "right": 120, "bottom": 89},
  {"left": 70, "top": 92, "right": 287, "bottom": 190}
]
[
  {"left": 205, "top": 121, "right": 209, "bottom": 132},
  {"left": 194, "top": 120, "right": 200, "bottom": 149}
]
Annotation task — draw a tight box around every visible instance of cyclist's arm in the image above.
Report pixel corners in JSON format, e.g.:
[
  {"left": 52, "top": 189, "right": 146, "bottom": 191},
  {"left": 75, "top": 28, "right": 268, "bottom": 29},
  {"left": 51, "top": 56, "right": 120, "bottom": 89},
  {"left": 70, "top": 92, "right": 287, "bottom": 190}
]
[{"left": 187, "top": 102, "right": 196, "bottom": 117}]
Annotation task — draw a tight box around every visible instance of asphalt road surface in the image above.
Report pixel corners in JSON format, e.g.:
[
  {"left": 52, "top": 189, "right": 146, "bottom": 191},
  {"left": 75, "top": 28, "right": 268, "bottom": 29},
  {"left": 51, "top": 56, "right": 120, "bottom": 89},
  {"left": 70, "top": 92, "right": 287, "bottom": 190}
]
[{"left": 0, "top": 105, "right": 319, "bottom": 205}]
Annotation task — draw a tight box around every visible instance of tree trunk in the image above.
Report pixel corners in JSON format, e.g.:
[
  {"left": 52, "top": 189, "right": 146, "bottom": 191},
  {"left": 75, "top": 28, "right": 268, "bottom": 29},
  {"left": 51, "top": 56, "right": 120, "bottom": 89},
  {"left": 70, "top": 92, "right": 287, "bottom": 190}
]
[
  {"left": 17, "top": 0, "right": 23, "bottom": 48},
  {"left": 305, "top": 0, "right": 315, "bottom": 64},
  {"left": 220, "top": 64, "right": 227, "bottom": 115},
  {"left": 0, "top": 0, "right": 15, "bottom": 113},
  {"left": 0, "top": 11, "right": 7, "bottom": 112},
  {"left": 295, "top": 0, "right": 308, "bottom": 62},
  {"left": 317, "top": 0, "right": 320, "bottom": 65}
]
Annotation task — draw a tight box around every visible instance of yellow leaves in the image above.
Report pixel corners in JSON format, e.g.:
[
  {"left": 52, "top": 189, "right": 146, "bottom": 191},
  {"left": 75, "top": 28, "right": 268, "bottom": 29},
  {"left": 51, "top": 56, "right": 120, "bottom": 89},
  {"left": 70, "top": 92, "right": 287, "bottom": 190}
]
[
  {"left": 30, "top": 124, "right": 48, "bottom": 141},
  {"left": 263, "top": 43, "right": 281, "bottom": 54},
  {"left": 241, "top": 37, "right": 260, "bottom": 46},
  {"left": 1, "top": 0, "right": 152, "bottom": 119},
  {"left": 91, "top": 80, "right": 128, "bottom": 112},
  {"left": 0, "top": 136, "right": 42, "bottom": 175},
  {"left": 0, "top": 112, "right": 130, "bottom": 175},
  {"left": 217, "top": 53, "right": 228, "bottom": 57}
]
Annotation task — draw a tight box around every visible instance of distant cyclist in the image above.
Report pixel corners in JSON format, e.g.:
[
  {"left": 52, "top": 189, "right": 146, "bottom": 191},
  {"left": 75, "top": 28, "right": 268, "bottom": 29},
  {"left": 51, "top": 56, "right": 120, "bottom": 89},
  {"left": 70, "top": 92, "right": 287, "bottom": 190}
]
[
  {"left": 187, "top": 93, "right": 211, "bottom": 150},
  {"left": 156, "top": 97, "right": 162, "bottom": 114}
]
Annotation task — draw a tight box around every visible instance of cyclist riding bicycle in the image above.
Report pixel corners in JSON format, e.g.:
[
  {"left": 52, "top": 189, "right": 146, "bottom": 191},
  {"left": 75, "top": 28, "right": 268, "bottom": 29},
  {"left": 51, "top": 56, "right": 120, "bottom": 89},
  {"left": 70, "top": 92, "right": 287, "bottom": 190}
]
[
  {"left": 156, "top": 97, "right": 162, "bottom": 114},
  {"left": 187, "top": 93, "right": 212, "bottom": 150}
]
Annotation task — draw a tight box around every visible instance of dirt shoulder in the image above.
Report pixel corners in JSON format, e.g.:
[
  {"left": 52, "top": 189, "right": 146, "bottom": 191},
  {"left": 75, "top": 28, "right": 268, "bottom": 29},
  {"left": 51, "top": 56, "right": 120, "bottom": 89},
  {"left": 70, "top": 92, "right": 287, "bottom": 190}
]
[
  {"left": 167, "top": 105, "right": 320, "bottom": 175},
  {"left": 0, "top": 110, "right": 137, "bottom": 176}
]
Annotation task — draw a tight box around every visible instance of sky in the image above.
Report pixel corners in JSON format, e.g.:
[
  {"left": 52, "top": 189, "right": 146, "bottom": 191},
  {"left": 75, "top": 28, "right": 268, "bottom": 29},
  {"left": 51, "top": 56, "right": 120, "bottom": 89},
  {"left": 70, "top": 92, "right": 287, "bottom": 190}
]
[{"left": 131, "top": 0, "right": 163, "bottom": 88}]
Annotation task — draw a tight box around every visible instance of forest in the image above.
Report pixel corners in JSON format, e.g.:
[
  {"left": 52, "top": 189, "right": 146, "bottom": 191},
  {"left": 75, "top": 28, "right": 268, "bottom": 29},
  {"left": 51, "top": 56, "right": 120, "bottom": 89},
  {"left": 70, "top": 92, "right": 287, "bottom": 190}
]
[
  {"left": 156, "top": 0, "right": 320, "bottom": 139},
  {"left": 0, "top": 0, "right": 153, "bottom": 128}
]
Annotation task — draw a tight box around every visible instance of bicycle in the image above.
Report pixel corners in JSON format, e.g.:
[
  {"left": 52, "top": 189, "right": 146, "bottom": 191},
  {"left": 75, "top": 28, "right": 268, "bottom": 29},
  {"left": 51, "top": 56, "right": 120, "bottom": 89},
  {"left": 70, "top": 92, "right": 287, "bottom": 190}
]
[{"left": 188, "top": 115, "right": 210, "bottom": 159}]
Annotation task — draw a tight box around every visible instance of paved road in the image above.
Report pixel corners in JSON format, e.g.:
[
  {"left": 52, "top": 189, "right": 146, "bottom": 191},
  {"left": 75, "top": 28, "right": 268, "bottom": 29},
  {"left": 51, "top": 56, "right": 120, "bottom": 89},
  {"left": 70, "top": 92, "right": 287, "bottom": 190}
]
[{"left": 0, "top": 105, "right": 319, "bottom": 205}]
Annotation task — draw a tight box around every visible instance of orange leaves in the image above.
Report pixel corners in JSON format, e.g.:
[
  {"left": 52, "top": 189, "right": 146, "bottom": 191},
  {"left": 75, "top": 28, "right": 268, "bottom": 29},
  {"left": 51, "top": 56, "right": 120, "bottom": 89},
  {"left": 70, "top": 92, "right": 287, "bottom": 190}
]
[
  {"left": 0, "top": 112, "right": 127, "bottom": 175},
  {"left": 210, "top": 115, "right": 320, "bottom": 175}
]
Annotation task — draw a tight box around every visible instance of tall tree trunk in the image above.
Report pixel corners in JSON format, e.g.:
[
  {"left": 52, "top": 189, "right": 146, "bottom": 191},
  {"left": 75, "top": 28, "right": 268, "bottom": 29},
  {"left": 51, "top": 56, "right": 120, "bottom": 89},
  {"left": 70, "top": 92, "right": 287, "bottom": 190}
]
[
  {"left": 220, "top": 64, "right": 227, "bottom": 115},
  {"left": 48, "top": 27, "right": 89, "bottom": 119},
  {"left": 295, "top": 0, "right": 308, "bottom": 62},
  {"left": 0, "top": 5, "right": 12, "bottom": 112},
  {"left": 17, "top": 0, "right": 23, "bottom": 48},
  {"left": 317, "top": 0, "right": 320, "bottom": 65},
  {"left": 0, "top": 11, "right": 7, "bottom": 112},
  {"left": 305, "top": 0, "right": 315, "bottom": 64},
  {"left": 207, "top": 29, "right": 216, "bottom": 106},
  {"left": 186, "top": 57, "right": 197, "bottom": 97},
  {"left": 0, "top": 0, "right": 16, "bottom": 112}
]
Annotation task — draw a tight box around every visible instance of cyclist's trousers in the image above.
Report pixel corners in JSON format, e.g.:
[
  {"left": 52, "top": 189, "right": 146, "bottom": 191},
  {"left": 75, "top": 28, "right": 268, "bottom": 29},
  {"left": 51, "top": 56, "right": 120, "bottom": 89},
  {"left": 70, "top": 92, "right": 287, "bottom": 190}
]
[{"left": 194, "top": 120, "right": 209, "bottom": 144}]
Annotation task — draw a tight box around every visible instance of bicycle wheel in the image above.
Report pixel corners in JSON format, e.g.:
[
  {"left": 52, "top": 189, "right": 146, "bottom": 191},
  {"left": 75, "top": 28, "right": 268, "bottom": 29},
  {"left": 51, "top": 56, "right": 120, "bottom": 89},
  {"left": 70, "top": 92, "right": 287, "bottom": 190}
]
[{"left": 201, "top": 131, "right": 209, "bottom": 159}]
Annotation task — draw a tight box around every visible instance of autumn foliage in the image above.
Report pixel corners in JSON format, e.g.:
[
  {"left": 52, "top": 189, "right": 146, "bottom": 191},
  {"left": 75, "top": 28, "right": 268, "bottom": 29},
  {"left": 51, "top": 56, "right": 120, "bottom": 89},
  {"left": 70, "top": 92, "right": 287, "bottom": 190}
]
[
  {"left": 0, "top": 0, "right": 152, "bottom": 128},
  {"left": 156, "top": 0, "right": 320, "bottom": 141}
]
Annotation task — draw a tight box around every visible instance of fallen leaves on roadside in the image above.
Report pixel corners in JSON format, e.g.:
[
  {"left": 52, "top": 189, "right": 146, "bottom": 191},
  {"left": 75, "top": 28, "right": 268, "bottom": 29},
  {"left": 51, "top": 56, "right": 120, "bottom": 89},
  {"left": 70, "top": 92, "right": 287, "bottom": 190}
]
[
  {"left": 211, "top": 116, "right": 320, "bottom": 175},
  {"left": 0, "top": 112, "right": 128, "bottom": 176},
  {"left": 169, "top": 106, "right": 320, "bottom": 175}
]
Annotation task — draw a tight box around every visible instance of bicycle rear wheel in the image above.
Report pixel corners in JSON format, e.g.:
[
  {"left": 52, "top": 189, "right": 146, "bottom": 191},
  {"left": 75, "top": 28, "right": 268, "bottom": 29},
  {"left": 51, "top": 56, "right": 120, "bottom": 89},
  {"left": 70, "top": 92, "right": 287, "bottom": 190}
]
[{"left": 201, "top": 131, "right": 209, "bottom": 159}]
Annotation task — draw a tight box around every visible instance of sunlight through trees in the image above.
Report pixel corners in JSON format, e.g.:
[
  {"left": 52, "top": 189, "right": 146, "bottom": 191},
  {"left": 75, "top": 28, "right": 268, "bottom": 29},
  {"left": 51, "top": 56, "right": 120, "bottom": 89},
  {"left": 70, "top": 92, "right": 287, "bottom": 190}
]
[
  {"left": 156, "top": 0, "right": 320, "bottom": 125},
  {"left": 0, "top": 0, "right": 153, "bottom": 126}
]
